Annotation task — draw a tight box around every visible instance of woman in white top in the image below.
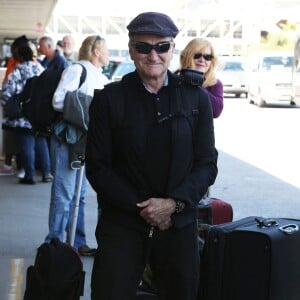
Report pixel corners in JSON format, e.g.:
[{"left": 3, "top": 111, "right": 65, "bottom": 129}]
[
  {"left": 45, "top": 35, "right": 109, "bottom": 256},
  {"left": 53, "top": 36, "right": 109, "bottom": 110}
]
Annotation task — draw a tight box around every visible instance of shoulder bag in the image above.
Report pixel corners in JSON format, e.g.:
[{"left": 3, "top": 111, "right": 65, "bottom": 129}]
[{"left": 63, "top": 63, "right": 92, "bottom": 132}]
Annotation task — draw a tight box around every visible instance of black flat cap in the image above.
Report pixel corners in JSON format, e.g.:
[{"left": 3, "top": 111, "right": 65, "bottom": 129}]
[{"left": 127, "top": 12, "right": 179, "bottom": 38}]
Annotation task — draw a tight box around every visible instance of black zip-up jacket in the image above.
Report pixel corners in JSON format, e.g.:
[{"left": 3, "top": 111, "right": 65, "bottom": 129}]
[{"left": 86, "top": 71, "right": 218, "bottom": 232}]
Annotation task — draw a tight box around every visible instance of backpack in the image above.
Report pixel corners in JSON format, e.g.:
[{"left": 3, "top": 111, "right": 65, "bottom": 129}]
[
  {"left": 22, "top": 68, "right": 64, "bottom": 135},
  {"left": 3, "top": 73, "right": 38, "bottom": 121},
  {"left": 23, "top": 238, "right": 85, "bottom": 300},
  {"left": 5, "top": 92, "right": 25, "bottom": 120}
]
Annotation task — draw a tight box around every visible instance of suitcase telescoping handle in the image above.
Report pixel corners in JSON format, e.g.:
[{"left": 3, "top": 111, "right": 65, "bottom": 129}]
[
  {"left": 255, "top": 217, "right": 278, "bottom": 228},
  {"left": 254, "top": 217, "right": 299, "bottom": 235}
]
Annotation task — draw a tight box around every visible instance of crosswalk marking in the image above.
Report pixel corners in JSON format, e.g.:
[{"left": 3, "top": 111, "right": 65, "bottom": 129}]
[{"left": 7, "top": 258, "right": 24, "bottom": 300}]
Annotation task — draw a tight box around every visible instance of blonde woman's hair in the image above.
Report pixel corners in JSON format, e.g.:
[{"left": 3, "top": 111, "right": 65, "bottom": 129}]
[
  {"left": 180, "top": 38, "right": 218, "bottom": 88},
  {"left": 78, "top": 35, "right": 105, "bottom": 61}
]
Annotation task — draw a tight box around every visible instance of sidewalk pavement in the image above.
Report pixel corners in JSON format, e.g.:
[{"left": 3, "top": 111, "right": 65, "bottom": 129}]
[
  {"left": 0, "top": 165, "right": 98, "bottom": 300},
  {"left": 1, "top": 149, "right": 300, "bottom": 300}
]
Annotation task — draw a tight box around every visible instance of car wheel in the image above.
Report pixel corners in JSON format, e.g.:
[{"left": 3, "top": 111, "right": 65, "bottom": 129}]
[
  {"left": 256, "top": 89, "right": 265, "bottom": 107},
  {"left": 257, "top": 97, "right": 265, "bottom": 107},
  {"left": 247, "top": 92, "right": 254, "bottom": 104},
  {"left": 235, "top": 93, "right": 241, "bottom": 98}
]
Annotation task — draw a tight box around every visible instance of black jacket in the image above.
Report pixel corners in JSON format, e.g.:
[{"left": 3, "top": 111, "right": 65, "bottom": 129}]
[{"left": 86, "top": 71, "right": 218, "bottom": 232}]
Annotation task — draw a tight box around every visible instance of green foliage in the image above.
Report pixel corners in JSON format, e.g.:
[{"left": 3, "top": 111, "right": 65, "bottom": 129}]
[
  {"left": 258, "top": 20, "right": 299, "bottom": 52},
  {"left": 260, "top": 32, "right": 295, "bottom": 52}
]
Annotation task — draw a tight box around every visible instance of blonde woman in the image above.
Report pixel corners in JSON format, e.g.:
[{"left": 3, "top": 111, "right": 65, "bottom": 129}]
[
  {"left": 179, "top": 38, "right": 223, "bottom": 118},
  {"left": 45, "top": 35, "right": 109, "bottom": 256}
]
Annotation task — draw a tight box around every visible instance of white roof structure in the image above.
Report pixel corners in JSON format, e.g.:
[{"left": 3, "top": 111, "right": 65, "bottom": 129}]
[{"left": 0, "top": 0, "right": 299, "bottom": 56}]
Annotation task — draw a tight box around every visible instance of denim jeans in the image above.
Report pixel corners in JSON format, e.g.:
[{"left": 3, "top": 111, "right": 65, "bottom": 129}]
[
  {"left": 16, "top": 131, "right": 51, "bottom": 179},
  {"left": 45, "top": 135, "right": 87, "bottom": 248}
]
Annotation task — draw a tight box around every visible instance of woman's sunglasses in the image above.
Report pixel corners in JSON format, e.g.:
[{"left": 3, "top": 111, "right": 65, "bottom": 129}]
[
  {"left": 193, "top": 53, "right": 213, "bottom": 61},
  {"left": 130, "top": 41, "right": 173, "bottom": 54}
]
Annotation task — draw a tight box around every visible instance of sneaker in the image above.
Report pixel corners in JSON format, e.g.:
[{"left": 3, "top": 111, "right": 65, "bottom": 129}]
[
  {"left": 78, "top": 245, "right": 97, "bottom": 256},
  {"left": 42, "top": 174, "right": 53, "bottom": 183},
  {"left": 0, "top": 165, "right": 14, "bottom": 176},
  {"left": 19, "top": 178, "right": 36, "bottom": 185},
  {"left": 17, "top": 169, "right": 25, "bottom": 179}
]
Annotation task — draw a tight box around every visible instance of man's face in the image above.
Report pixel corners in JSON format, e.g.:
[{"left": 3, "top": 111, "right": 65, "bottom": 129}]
[
  {"left": 62, "top": 37, "right": 75, "bottom": 55},
  {"left": 129, "top": 34, "right": 175, "bottom": 81},
  {"left": 38, "top": 41, "right": 47, "bottom": 55}
]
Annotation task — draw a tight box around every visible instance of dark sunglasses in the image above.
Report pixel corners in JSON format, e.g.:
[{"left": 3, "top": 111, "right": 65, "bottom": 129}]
[
  {"left": 130, "top": 41, "right": 173, "bottom": 54},
  {"left": 193, "top": 53, "right": 213, "bottom": 61}
]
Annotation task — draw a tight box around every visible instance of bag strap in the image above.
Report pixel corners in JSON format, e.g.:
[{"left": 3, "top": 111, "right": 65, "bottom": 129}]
[
  {"left": 173, "top": 83, "right": 199, "bottom": 152},
  {"left": 74, "top": 63, "right": 87, "bottom": 89}
]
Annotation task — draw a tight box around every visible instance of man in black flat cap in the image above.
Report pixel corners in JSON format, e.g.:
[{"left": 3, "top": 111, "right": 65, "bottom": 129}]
[{"left": 86, "top": 11, "right": 218, "bottom": 300}]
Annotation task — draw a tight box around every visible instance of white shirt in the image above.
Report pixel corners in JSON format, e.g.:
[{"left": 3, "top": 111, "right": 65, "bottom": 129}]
[{"left": 52, "top": 60, "right": 109, "bottom": 111}]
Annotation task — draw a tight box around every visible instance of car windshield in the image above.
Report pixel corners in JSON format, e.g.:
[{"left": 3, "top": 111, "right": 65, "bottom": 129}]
[
  {"left": 262, "top": 56, "right": 292, "bottom": 71},
  {"left": 223, "top": 62, "right": 244, "bottom": 71},
  {"left": 217, "top": 60, "right": 245, "bottom": 72}
]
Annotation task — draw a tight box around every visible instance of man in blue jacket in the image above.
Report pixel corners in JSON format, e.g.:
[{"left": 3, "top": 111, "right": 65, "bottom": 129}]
[
  {"left": 38, "top": 36, "right": 68, "bottom": 70},
  {"left": 86, "top": 11, "right": 218, "bottom": 300}
]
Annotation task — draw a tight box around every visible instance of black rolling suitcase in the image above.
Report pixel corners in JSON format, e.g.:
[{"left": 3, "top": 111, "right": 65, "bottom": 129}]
[
  {"left": 23, "top": 156, "right": 86, "bottom": 300},
  {"left": 200, "top": 216, "right": 300, "bottom": 300},
  {"left": 23, "top": 238, "right": 85, "bottom": 300}
]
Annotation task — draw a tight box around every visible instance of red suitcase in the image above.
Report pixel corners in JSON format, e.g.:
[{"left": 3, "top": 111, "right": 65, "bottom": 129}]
[
  {"left": 200, "top": 216, "right": 300, "bottom": 300},
  {"left": 197, "top": 197, "right": 233, "bottom": 240},
  {"left": 198, "top": 197, "right": 233, "bottom": 225}
]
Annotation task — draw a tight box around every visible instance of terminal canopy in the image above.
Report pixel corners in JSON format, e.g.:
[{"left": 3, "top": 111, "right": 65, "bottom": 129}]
[{"left": 0, "top": 0, "right": 58, "bottom": 39}]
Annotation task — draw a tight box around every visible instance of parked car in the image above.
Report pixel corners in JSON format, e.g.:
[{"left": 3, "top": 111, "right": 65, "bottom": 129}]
[
  {"left": 292, "top": 68, "right": 300, "bottom": 106},
  {"left": 102, "top": 57, "right": 124, "bottom": 79},
  {"left": 292, "top": 37, "right": 300, "bottom": 105},
  {"left": 111, "top": 60, "right": 136, "bottom": 82},
  {"left": 247, "top": 52, "right": 294, "bottom": 107},
  {"left": 216, "top": 56, "right": 248, "bottom": 98}
]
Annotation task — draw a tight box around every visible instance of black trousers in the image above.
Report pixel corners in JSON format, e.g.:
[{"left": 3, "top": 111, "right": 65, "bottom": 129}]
[{"left": 91, "top": 219, "right": 199, "bottom": 300}]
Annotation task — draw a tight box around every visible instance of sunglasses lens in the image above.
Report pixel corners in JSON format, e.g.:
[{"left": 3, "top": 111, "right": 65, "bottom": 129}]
[
  {"left": 203, "top": 54, "right": 213, "bottom": 61},
  {"left": 155, "top": 42, "right": 171, "bottom": 53},
  {"left": 194, "top": 53, "right": 202, "bottom": 60},
  {"left": 132, "top": 42, "right": 172, "bottom": 54},
  {"left": 194, "top": 53, "right": 213, "bottom": 61},
  {"left": 133, "top": 43, "right": 152, "bottom": 54}
]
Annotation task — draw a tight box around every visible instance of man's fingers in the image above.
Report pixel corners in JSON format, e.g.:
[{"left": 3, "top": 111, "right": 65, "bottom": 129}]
[{"left": 137, "top": 200, "right": 150, "bottom": 208}]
